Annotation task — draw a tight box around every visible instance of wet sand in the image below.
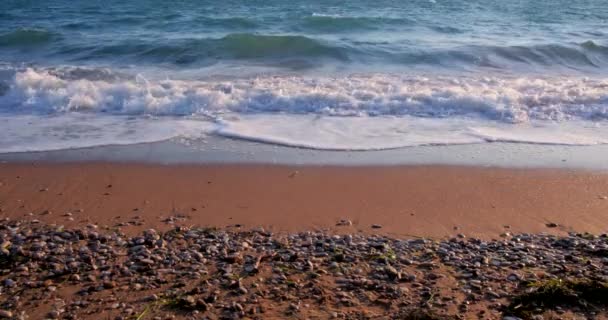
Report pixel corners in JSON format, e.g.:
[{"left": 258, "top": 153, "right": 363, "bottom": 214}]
[{"left": 1, "top": 163, "right": 607, "bottom": 239}]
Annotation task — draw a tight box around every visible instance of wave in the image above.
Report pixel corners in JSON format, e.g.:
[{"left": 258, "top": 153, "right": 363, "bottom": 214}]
[
  {"left": 1, "top": 23, "right": 607, "bottom": 71},
  {"left": 486, "top": 42, "right": 608, "bottom": 68},
  {"left": 195, "top": 17, "right": 259, "bottom": 29},
  {"left": 2, "top": 67, "right": 608, "bottom": 152},
  {"left": 5, "top": 29, "right": 607, "bottom": 71},
  {"left": 2, "top": 67, "right": 608, "bottom": 123},
  {"left": 429, "top": 25, "right": 464, "bottom": 34},
  {"left": 296, "top": 15, "right": 412, "bottom": 33},
  {"left": 0, "top": 28, "right": 57, "bottom": 47},
  {"left": 73, "top": 33, "right": 348, "bottom": 64},
  {"left": 388, "top": 41, "right": 608, "bottom": 69},
  {"left": 214, "top": 33, "right": 346, "bottom": 59}
]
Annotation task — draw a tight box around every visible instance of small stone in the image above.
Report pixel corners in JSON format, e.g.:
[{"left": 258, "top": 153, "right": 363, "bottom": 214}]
[
  {"left": 507, "top": 273, "right": 521, "bottom": 282},
  {"left": 0, "top": 310, "right": 12, "bottom": 318},
  {"left": 103, "top": 280, "right": 116, "bottom": 289},
  {"left": 145, "top": 294, "right": 159, "bottom": 302},
  {"left": 288, "top": 303, "right": 299, "bottom": 312},
  {"left": 336, "top": 219, "right": 352, "bottom": 226},
  {"left": 47, "top": 310, "right": 60, "bottom": 319},
  {"left": 371, "top": 224, "right": 382, "bottom": 229},
  {"left": 3, "top": 279, "right": 15, "bottom": 288},
  {"left": 545, "top": 222, "right": 558, "bottom": 228},
  {"left": 238, "top": 286, "right": 248, "bottom": 295},
  {"left": 384, "top": 265, "right": 401, "bottom": 280}
]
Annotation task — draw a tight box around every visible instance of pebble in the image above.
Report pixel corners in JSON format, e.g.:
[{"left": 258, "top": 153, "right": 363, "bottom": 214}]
[
  {"left": 0, "top": 220, "right": 602, "bottom": 319},
  {"left": 336, "top": 219, "right": 352, "bottom": 226}
]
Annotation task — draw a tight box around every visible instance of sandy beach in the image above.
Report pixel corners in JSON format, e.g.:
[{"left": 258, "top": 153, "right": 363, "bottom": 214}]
[
  {"left": 1, "top": 163, "right": 608, "bottom": 319},
  {"left": 1, "top": 163, "right": 608, "bottom": 238}
]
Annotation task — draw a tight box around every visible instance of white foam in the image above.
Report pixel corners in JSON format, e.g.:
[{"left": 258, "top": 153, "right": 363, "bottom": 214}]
[
  {"left": 0, "top": 113, "right": 213, "bottom": 153},
  {"left": 216, "top": 115, "right": 483, "bottom": 150},
  {"left": 2, "top": 68, "right": 608, "bottom": 152},
  {"left": 217, "top": 115, "right": 608, "bottom": 150},
  {"left": 4, "top": 68, "right": 608, "bottom": 122}
]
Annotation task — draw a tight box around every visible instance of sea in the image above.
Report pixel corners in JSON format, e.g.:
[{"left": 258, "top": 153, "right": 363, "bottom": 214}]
[{"left": 1, "top": 0, "right": 608, "bottom": 152}]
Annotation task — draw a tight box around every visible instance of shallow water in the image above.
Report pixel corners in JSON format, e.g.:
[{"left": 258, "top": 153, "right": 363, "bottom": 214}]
[{"left": 1, "top": 0, "right": 608, "bottom": 152}]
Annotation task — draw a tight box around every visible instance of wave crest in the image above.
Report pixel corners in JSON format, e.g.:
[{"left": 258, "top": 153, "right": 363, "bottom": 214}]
[
  {"left": 217, "top": 33, "right": 346, "bottom": 59},
  {"left": 0, "top": 28, "right": 57, "bottom": 47},
  {"left": 2, "top": 68, "right": 608, "bottom": 123}
]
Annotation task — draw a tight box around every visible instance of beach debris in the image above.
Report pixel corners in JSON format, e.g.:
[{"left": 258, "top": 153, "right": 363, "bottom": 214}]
[
  {"left": 371, "top": 224, "right": 383, "bottom": 229},
  {"left": 545, "top": 222, "right": 558, "bottom": 228}
]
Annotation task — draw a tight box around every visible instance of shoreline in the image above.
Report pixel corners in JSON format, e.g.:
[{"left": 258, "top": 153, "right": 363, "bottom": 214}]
[
  {"left": 1, "top": 162, "right": 608, "bottom": 239},
  {"left": 3, "top": 137, "right": 608, "bottom": 170}
]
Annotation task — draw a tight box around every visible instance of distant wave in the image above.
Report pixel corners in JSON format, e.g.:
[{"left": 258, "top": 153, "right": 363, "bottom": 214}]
[
  {"left": 429, "top": 25, "right": 465, "bottom": 34},
  {"left": 0, "top": 28, "right": 57, "bottom": 47},
  {"left": 214, "top": 33, "right": 346, "bottom": 59},
  {"left": 391, "top": 41, "right": 608, "bottom": 69},
  {"left": 194, "top": 17, "right": 260, "bottom": 29},
  {"left": 2, "top": 27, "right": 607, "bottom": 71},
  {"left": 295, "top": 14, "right": 413, "bottom": 33},
  {"left": 485, "top": 42, "right": 608, "bottom": 68},
  {"left": 65, "top": 33, "right": 348, "bottom": 64},
  {"left": 2, "top": 67, "right": 608, "bottom": 123}
]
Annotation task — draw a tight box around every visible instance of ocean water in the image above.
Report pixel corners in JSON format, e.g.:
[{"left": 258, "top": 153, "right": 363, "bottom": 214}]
[{"left": 1, "top": 0, "right": 608, "bottom": 152}]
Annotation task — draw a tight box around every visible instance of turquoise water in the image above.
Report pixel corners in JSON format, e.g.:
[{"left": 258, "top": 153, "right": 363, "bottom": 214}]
[
  {"left": 1, "top": 0, "right": 608, "bottom": 72},
  {"left": 1, "top": 0, "right": 608, "bottom": 152}
]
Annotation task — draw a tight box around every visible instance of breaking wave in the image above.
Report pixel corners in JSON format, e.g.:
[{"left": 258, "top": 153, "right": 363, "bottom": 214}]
[{"left": 2, "top": 67, "right": 608, "bottom": 123}]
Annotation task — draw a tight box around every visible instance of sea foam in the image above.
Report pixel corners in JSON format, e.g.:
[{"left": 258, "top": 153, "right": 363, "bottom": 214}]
[
  {"left": 1, "top": 67, "right": 608, "bottom": 151},
  {"left": 3, "top": 68, "right": 608, "bottom": 122}
]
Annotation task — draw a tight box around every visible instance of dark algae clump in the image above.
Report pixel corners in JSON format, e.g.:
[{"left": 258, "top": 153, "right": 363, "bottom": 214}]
[{"left": 506, "top": 278, "right": 608, "bottom": 318}]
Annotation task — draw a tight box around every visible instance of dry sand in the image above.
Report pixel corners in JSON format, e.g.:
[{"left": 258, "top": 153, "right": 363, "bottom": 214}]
[{"left": 1, "top": 163, "right": 607, "bottom": 239}]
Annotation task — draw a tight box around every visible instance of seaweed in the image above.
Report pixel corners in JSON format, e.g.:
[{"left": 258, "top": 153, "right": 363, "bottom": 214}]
[
  {"left": 394, "top": 309, "right": 457, "bottom": 320},
  {"left": 506, "top": 278, "right": 608, "bottom": 318}
]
